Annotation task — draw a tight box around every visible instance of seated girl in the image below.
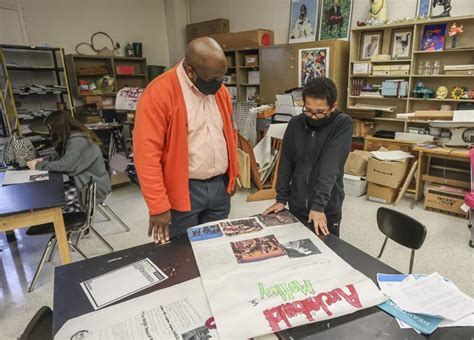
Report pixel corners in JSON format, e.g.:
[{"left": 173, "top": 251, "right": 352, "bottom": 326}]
[{"left": 27, "top": 110, "right": 111, "bottom": 212}]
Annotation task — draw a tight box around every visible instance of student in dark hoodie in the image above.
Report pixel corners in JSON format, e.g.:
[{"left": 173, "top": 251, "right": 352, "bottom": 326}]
[
  {"left": 26, "top": 110, "right": 111, "bottom": 211},
  {"left": 263, "top": 78, "right": 352, "bottom": 237}
]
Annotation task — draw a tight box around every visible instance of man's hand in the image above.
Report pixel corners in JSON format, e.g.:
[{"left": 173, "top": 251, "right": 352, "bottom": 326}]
[
  {"left": 149, "top": 211, "right": 171, "bottom": 244},
  {"left": 263, "top": 202, "right": 286, "bottom": 215},
  {"left": 308, "top": 210, "right": 329, "bottom": 236}
]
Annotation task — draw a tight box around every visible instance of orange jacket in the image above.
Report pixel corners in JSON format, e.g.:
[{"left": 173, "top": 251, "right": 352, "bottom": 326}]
[{"left": 133, "top": 66, "right": 239, "bottom": 215}]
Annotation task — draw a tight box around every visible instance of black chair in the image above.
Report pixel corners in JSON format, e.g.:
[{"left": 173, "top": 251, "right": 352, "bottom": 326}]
[
  {"left": 19, "top": 306, "right": 53, "bottom": 340},
  {"left": 376, "top": 207, "right": 427, "bottom": 274},
  {"left": 26, "top": 181, "right": 114, "bottom": 292}
]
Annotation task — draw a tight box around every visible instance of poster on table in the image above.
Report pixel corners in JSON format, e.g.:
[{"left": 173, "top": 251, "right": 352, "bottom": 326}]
[
  {"left": 289, "top": 0, "right": 319, "bottom": 43},
  {"left": 188, "top": 212, "right": 387, "bottom": 339},
  {"left": 55, "top": 278, "right": 218, "bottom": 340},
  {"left": 298, "top": 47, "right": 330, "bottom": 87},
  {"left": 318, "top": 0, "right": 353, "bottom": 41}
]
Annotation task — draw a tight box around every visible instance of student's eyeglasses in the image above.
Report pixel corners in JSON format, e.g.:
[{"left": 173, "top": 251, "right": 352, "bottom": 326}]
[{"left": 302, "top": 106, "right": 331, "bottom": 119}]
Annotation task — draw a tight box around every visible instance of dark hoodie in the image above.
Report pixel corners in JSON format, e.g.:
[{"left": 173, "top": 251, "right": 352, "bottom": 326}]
[{"left": 276, "top": 110, "right": 352, "bottom": 220}]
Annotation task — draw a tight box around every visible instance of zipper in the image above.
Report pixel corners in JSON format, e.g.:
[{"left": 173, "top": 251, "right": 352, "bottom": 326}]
[{"left": 305, "top": 130, "right": 316, "bottom": 210}]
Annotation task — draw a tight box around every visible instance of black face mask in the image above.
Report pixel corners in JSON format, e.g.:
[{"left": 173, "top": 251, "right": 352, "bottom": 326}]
[
  {"left": 306, "top": 115, "right": 329, "bottom": 129},
  {"left": 194, "top": 76, "right": 222, "bottom": 95}
]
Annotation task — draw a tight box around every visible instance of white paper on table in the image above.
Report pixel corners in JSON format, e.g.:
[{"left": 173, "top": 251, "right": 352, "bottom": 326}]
[
  {"left": 189, "top": 216, "right": 387, "bottom": 339},
  {"left": 80, "top": 258, "right": 168, "bottom": 310},
  {"left": 370, "top": 150, "right": 414, "bottom": 161},
  {"left": 389, "top": 273, "right": 474, "bottom": 321},
  {"left": 55, "top": 278, "right": 219, "bottom": 340},
  {"left": 2, "top": 170, "right": 49, "bottom": 185}
]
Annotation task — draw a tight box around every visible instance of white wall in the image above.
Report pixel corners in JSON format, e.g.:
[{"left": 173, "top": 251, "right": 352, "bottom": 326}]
[
  {"left": 18, "top": 0, "right": 170, "bottom": 66},
  {"left": 189, "top": 0, "right": 474, "bottom": 44},
  {"left": 165, "top": 0, "right": 189, "bottom": 66}
]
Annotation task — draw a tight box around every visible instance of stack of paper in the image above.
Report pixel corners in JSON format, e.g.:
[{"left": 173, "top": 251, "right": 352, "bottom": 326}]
[{"left": 377, "top": 273, "right": 474, "bottom": 334}]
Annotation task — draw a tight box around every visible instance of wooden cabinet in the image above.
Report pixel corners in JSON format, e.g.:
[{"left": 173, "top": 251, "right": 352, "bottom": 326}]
[{"left": 260, "top": 40, "right": 350, "bottom": 109}]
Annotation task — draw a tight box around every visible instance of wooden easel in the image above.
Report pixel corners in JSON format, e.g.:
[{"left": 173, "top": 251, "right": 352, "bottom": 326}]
[{"left": 238, "top": 133, "right": 283, "bottom": 202}]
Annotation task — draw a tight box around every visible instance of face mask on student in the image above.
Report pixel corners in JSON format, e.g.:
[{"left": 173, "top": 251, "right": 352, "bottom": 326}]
[{"left": 188, "top": 66, "right": 222, "bottom": 95}]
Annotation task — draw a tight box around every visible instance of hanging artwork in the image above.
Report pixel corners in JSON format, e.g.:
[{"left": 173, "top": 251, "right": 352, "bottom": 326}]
[
  {"left": 416, "top": 0, "right": 431, "bottom": 17},
  {"left": 298, "top": 47, "right": 330, "bottom": 87},
  {"left": 289, "top": 0, "right": 319, "bottom": 43},
  {"left": 319, "top": 0, "right": 354, "bottom": 40},
  {"left": 420, "top": 24, "right": 447, "bottom": 51},
  {"left": 359, "top": 31, "right": 383, "bottom": 60},
  {"left": 390, "top": 29, "right": 413, "bottom": 60},
  {"left": 431, "top": 0, "right": 452, "bottom": 18}
]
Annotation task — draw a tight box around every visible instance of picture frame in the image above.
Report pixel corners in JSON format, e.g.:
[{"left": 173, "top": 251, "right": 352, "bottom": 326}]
[
  {"left": 420, "top": 24, "right": 447, "bottom": 52},
  {"left": 289, "top": 0, "right": 319, "bottom": 43},
  {"left": 298, "top": 47, "right": 330, "bottom": 87},
  {"left": 318, "top": 0, "right": 354, "bottom": 41},
  {"left": 390, "top": 29, "right": 413, "bottom": 60},
  {"left": 359, "top": 31, "right": 383, "bottom": 61},
  {"left": 416, "top": 0, "right": 431, "bottom": 18}
]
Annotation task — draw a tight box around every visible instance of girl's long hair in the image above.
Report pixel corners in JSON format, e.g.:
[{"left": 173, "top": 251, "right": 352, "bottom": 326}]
[{"left": 45, "top": 110, "right": 101, "bottom": 155}]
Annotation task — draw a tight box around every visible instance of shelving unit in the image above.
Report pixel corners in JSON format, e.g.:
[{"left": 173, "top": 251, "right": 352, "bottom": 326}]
[
  {"left": 224, "top": 47, "right": 260, "bottom": 103},
  {"left": 347, "top": 15, "right": 474, "bottom": 135},
  {"left": 0, "top": 44, "right": 74, "bottom": 144}
]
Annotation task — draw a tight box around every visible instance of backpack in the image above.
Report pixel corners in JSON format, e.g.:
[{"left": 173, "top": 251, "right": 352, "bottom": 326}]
[{"left": 1, "top": 132, "right": 38, "bottom": 167}]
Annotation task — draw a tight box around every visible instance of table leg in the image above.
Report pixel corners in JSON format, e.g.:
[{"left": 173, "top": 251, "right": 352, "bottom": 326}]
[
  {"left": 52, "top": 207, "right": 71, "bottom": 264},
  {"left": 415, "top": 152, "right": 424, "bottom": 202}
]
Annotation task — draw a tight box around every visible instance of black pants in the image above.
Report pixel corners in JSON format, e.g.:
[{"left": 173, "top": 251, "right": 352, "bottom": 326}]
[
  {"left": 169, "top": 175, "right": 231, "bottom": 238},
  {"left": 291, "top": 210, "right": 341, "bottom": 237}
]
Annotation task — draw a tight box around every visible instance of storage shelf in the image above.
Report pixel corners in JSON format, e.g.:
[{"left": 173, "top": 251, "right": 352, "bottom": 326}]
[
  {"left": 238, "top": 66, "right": 259, "bottom": 69},
  {"left": 411, "top": 74, "right": 474, "bottom": 78},
  {"left": 76, "top": 74, "right": 110, "bottom": 77},
  {"left": 409, "top": 97, "right": 474, "bottom": 102},
  {"left": 116, "top": 74, "right": 147, "bottom": 77},
  {"left": 14, "top": 91, "right": 67, "bottom": 96},
  {"left": 239, "top": 83, "right": 260, "bottom": 86},
  {"left": 414, "top": 48, "right": 474, "bottom": 54},
  {"left": 1, "top": 44, "right": 61, "bottom": 52},
  {"left": 78, "top": 92, "right": 117, "bottom": 97},
  {"left": 350, "top": 96, "right": 408, "bottom": 100},
  {"left": 370, "top": 117, "right": 406, "bottom": 122},
  {"left": 350, "top": 74, "right": 409, "bottom": 78},
  {"left": 351, "top": 60, "right": 411, "bottom": 64},
  {"left": 7, "top": 66, "right": 64, "bottom": 72}
]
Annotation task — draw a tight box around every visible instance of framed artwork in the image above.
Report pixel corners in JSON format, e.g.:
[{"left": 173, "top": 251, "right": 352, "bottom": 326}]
[
  {"left": 289, "top": 0, "right": 319, "bottom": 43},
  {"left": 416, "top": 0, "right": 431, "bottom": 17},
  {"left": 318, "top": 0, "right": 354, "bottom": 41},
  {"left": 298, "top": 47, "right": 330, "bottom": 87},
  {"left": 359, "top": 31, "right": 383, "bottom": 61},
  {"left": 390, "top": 29, "right": 413, "bottom": 60},
  {"left": 420, "top": 24, "right": 447, "bottom": 51}
]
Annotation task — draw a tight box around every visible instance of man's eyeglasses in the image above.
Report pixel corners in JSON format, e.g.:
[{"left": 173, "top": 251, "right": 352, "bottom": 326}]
[{"left": 302, "top": 107, "right": 331, "bottom": 118}]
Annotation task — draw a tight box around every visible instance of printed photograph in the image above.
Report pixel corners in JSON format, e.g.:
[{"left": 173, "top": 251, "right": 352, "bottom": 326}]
[
  {"left": 257, "top": 211, "right": 299, "bottom": 227},
  {"left": 220, "top": 218, "right": 263, "bottom": 237},
  {"left": 298, "top": 47, "right": 330, "bottom": 87},
  {"left": 231, "top": 235, "right": 287, "bottom": 264},
  {"left": 283, "top": 238, "right": 321, "bottom": 258},
  {"left": 29, "top": 173, "right": 49, "bottom": 182},
  {"left": 420, "top": 24, "right": 447, "bottom": 51},
  {"left": 319, "top": 0, "right": 353, "bottom": 41},
  {"left": 360, "top": 31, "right": 382, "bottom": 60},
  {"left": 289, "top": 0, "right": 319, "bottom": 43},
  {"left": 187, "top": 224, "right": 223, "bottom": 242},
  {"left": 182, "top": 325, "right": 212, "bottom": 340},
  {"left": 391, "top": 29, "right": 412, "bottom": 59},
  {"left": 416, "top": 0, "right": 431, "bottom": 17}
]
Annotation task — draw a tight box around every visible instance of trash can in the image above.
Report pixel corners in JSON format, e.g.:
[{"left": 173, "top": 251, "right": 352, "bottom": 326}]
[{"left": 147, "top": 65, "right": 166, "bottom": 81}]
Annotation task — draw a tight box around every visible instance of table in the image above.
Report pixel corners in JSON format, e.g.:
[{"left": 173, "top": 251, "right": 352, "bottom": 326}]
[
  {"left": 0, "top": 172, "right": 71, "bottom": 264},
  {"left": 413, "top": 146, "right": 470, "bottom": 202},
  {"left": 53, "top": 235, "right": 472, "bottom": 339}
]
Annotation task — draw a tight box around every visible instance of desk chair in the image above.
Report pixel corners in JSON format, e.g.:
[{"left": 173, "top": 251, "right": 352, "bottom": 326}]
[
  {"left": 376, "top": 207, "right": 427, "bottom": 274},
  {"left": 20, "top": 306, "right": 53, "bottom": 340},
  {"left": 26, "top": 181, "right": 114, "bottom": 292}
]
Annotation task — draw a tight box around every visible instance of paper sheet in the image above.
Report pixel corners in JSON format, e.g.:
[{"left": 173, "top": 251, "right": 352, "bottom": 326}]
[
  {"left": 188, "top": 214, "right": 387, "bottom": 339},
  {"left": 389, "top": 273, "right": 474, "bottom": 321},
  {"left": 370, "top": 150, "right": 414, "bottom": 161},
  {"left": 80, "top": 258, "right": 168, "bottom": 310},
  {"left": 2, "top": 170, "right": 49, "bottom": 185},
  {"left": 453, "top": 110, "right": 474, "bottom": 122},
  {"left": 55, "top": 278, "right": 219, "bottom": 340}
]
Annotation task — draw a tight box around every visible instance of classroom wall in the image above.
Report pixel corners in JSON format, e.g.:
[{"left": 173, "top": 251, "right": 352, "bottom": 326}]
[
  {"left": 15, "top": 0, "right": 170, "bottom": 66},
  {"left": 189, "top": 0, "right": 474, "bottom": 45}
]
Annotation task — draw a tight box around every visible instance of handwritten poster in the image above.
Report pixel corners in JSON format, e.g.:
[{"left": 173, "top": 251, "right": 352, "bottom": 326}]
[
  {"left": 115, "top": 87, "right": 144, "bottom": 111},
  {"left": 189, "top": 213, "right": 387, "bottom": 339}
]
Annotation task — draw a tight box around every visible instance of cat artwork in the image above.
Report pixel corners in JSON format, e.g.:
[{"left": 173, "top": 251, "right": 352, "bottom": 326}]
[{"left": 391, "top": 30, "right": 412, "bottom": 59}]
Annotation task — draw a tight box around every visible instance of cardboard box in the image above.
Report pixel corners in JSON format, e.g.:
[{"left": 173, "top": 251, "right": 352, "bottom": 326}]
[
  {"left": 373, "top": 65, "right": 391, "bottom": 76},
  {"left": 345, "top": 150, "right": 371, "bottom": 176},
  {"left": 116, "top": 66, "right": 134, "bottom": 75},
  {"left": 413, "top": 110, "right": 454, "bottom": 120},
  {"left": 211, "top": 29, "right": 274, "bottom": 49},
  {"left": 367, "top": 157, "right": 408, "bottom": 189},
  {"left": 344, "top": 175, "right": 367, "bottom": 197},
  {"left": 424, "top": 185, "right": 468, "bottom": 217},
  {"left": 246, "top": 87, "right": 258, "bottom": 102},
  {"left": 352, "top": 120, "right": 374, "bottom": 137},
  {"left": 248, "top": 70, "right": 260, "bottom": 85},
  {"left": 353, "top": 62, "right": 371, "bottom": 75},
  {"left": 187, "top": 18, "right": 230, "bottom": 42},
  {"left": 245, "top": 55, "right": 259, "bottom": 67},
  {"left": 367, "top": 182, "right": 398, "bottom": 204}
]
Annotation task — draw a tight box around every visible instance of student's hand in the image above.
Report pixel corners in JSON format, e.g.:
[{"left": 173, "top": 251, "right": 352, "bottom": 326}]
[
  {"left": 149, "top": 211, "right": 171, "bottom": 244},
  {"left": 26, "top": 159, "right": 41, "bottom": 170},
  {"left": 308, "top": 210, "right": 329, "bottom": 236},
  {"left": 263, "top": 202, "right": 286, "bottom": 215}
]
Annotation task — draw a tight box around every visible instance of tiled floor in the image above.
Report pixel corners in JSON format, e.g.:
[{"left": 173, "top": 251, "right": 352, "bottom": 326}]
[{"left": 1, "top": 184, "right": 473, "bottom": 339}]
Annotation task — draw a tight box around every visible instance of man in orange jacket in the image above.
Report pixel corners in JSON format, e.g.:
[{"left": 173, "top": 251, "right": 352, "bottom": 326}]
[{"left": 134, "top": 37, "right": 239, "bottom": 244}]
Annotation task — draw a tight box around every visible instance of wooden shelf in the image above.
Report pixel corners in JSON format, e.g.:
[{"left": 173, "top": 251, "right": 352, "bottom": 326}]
[
  {"left": 238, "top": 66, "right": 259, "bottom": 69},
  {"left": 7, "top": 66, "right": 64, "bottom": 72},
  {"left": 239, "top": 83, "right": 260, "bottom": 86},
  {"left": 78, "top": 92, "right": 117, "bottom": 97},
  {"left": 371, "top": 117, "right": 405, "bottom": 122},
  {"left": 116, "top": 74, "right": 147, "bottom": 77},
  {"left": 351, "top": 60, "right": 410, "bottom": 64},
  {"left": 413, "top": 48, "right": 474, "bottom": 54},
  {"left": 350, "top": 74, "right": 409, "bottom": 78},
  {"left": 409, "top": 97, "right": 474, "bottom": 102},
  {"left": 350, "top": 96, "right": 408, "bottom": 100},
  {"left": 411, "top": 74, "right": 474, "bottom": 78}
]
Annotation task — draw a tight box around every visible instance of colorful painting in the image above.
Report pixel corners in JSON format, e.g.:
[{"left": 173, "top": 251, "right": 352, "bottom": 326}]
[
  {"left": 289, "top": 0, "right": 319, "bottom": 43},
  {"left": 318, "top": 0, "right": 353, "bottom": 41},
  {"left": 298, "top": 47, "right": 330, "bottom": 87},
  {"left": 416, "top": 0, "right": 431, "bottom": 17},
  {"left": 420, "top": 24, "right": 447, "bottom": 51}
]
